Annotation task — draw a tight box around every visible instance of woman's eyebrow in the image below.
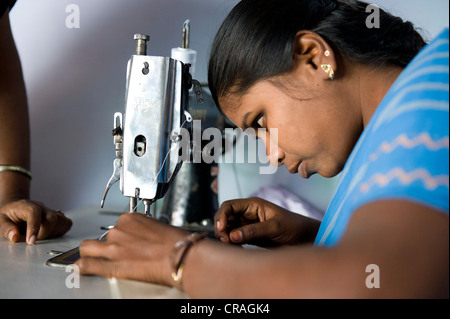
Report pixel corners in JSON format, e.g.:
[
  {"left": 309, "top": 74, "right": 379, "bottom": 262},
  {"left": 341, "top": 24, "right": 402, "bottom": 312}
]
[{"left": 242, "top": 112, "right": 252, "bottom": 129}]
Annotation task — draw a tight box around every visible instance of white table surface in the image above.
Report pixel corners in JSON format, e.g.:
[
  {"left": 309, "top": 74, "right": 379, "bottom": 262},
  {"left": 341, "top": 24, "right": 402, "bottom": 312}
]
[{"left": 0, "top": 206, "right": 187, "bottom": 299}]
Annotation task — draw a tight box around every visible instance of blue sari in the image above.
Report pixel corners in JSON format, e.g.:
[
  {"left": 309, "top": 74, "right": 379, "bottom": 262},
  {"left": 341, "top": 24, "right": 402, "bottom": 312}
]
[{"left": 315, "top": 29, "right": 449, "bottom": 246}]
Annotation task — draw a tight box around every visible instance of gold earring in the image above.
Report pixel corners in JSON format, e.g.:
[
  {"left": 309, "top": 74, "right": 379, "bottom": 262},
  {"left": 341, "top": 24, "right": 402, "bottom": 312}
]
[{"left": 321, "top": 64, "right": 335, "bottom": 80}]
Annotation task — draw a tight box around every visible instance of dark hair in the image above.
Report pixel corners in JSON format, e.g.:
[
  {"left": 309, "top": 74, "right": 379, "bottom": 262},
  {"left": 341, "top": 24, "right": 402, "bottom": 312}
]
[{"left": 208, "top": 0, "right": 426, "bottom": 108}]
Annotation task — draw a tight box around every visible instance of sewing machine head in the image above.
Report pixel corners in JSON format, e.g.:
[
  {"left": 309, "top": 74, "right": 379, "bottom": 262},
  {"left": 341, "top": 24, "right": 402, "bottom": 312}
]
[{"left": 101, "top": 31, "right": 202, "bottom": 215}]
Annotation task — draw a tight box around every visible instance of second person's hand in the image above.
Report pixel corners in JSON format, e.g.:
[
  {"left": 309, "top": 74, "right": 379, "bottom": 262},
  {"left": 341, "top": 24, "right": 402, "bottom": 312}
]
[{"left": 0, "top": 199, "right": 72, "bottom": 244}]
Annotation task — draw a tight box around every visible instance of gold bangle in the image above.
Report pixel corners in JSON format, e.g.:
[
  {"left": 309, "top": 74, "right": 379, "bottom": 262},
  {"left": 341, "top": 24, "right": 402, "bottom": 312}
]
[
  {"left": 172, "top": 264, "right": 185, "bottom": 283},
  {"left": 0, "top": 165, "right": 32, "bottom": 180},
  {"left": 171, "top": 232, "right": 207, "bottom": 288}
]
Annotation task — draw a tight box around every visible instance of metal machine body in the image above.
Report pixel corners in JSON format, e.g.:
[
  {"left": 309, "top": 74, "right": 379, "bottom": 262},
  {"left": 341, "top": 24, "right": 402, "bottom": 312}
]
[{"left": 101, "top": 33, "right": 197, "bottom": 215}]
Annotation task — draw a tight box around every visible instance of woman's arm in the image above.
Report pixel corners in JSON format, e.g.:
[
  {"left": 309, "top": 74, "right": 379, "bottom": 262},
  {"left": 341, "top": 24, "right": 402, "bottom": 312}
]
[
  {"left": 0, "top": 9, "right": 30, "bottom": 205},
  {"left": 77, "top": 199, "right": 448, "bottom": 298},
  {"left": 0, "top": 10, "right": 72, "bottom": 243},
  {"left": 182, "top": 200, "right": 448, "bottom": 298}
]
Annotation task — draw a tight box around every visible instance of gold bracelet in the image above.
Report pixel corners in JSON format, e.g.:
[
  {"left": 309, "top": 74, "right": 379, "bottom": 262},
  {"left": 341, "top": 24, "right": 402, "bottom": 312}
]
[
  {"left": 171, "top": 232, "right": 208, "bottom": 288},
  {"left": 0, "top": 165, "right": 32, "bottom": 180}
]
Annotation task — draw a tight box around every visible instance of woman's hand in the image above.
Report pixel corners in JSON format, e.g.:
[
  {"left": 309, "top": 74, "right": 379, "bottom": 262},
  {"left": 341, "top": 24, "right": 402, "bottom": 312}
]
[
  {"left": 215, "top": 197, "right": 320, "bottom": 247},
  {"left": 0, "top": 199, "right": 72, "bottom": 244},
  {"left": 76, "top": 213, "right": 191, "bottom": 286}
]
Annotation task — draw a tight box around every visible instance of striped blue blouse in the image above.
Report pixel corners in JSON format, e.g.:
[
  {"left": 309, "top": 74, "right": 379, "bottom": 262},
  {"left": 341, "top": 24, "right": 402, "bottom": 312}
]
[{"left": 315, "top": 29, "right": 449, "bottom": 246}]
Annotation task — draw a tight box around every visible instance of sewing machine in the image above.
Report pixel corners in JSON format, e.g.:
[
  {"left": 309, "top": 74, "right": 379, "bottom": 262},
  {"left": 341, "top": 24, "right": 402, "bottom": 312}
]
[
  {"left": 100, "top": 30, "right": 201, "bottom": 217},
  {"left": 100, "top": 21, "right": 223, "bottom": 230},
  {"left": 45, "top": 22, "right": 223, "bottom": 268}
]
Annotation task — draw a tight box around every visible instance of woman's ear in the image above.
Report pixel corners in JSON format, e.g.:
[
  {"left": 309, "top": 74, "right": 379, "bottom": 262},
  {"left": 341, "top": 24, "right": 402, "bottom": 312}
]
[{"left": 292, "top": 31, "right": 337, "bottom": 80}]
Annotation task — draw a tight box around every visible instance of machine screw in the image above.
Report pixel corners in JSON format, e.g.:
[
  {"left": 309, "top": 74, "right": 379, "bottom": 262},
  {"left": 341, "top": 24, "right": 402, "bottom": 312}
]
[{"left": 134, "top": 34, "right": 150, "bottom": 55}]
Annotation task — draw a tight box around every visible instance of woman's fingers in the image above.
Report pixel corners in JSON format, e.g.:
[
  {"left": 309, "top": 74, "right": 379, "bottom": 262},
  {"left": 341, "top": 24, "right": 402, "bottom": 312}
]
[
  {"left": 76, "top": 256, "right": 118, "bottom": 278},
  {"left": 0, "top": 214, "right": 20, "bottom": 242},
  {"left": 214, "top": 198, "right": 265, "bottom": 243},
  {"left": 37, "top": 208, "right": 72, "bottom": 240},
  {"left": 0, "top": 199, "right": 72, "bottom": 243},
  {"left": 79, "top": 239, "right": 111, "bottom": 258},
  {"left": 0, "top": 199, "right": 43, "bottom": 244},
  {"left": 215, "top": 199, "right": 245, "bottom": 243},
  {"left": 76, "top": 213, "right": 188, "bottom": 286},
  {"left": 229, "top": 222, "right": 267, "bottom": 244},
  {"left": 24, "top": 203, "right": 43, "bottom": 244}
]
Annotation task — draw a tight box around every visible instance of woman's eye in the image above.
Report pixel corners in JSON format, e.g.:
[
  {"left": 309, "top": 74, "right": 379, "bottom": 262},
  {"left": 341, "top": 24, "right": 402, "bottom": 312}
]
[{"left": 256, "top": 115, "right": 264, "bottom": 128}]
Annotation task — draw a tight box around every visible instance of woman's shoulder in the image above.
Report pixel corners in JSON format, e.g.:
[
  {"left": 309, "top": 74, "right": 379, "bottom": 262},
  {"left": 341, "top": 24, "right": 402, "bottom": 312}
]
[
  {"left": 370, "top": 28, "right": 449, "bottom": 134},
  {"left": 345, "top": 28, "right": 449, "bottom": 214},
  {"left": 315, "top": 29, "right": 449, "bottom": 246}
]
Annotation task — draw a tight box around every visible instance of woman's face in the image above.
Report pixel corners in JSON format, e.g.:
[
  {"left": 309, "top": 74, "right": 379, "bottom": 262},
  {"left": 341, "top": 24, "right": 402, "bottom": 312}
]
[{"left": 220, "top": 77, "right": 362, "bottom": 179}]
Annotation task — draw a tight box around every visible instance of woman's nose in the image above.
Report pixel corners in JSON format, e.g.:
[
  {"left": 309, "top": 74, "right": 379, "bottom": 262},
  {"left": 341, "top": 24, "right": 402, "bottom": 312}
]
[
  {"left": 260, "top": 130, "right": 284, "bottom": 167},
  {"left": 267, "top": 147, "right": 285, "bottom": 167}
]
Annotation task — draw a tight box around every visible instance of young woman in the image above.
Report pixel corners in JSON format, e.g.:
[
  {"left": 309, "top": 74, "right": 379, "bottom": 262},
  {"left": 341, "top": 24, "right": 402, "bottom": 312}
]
[{"left": 76, "top": 0, "right": 449, "bottom": 298}]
